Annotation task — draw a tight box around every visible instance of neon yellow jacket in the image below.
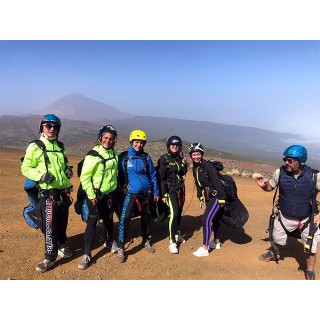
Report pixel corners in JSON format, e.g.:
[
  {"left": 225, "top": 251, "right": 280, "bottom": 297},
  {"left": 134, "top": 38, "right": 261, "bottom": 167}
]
[
  {"left": 80, "top": 145, "right": 118, "bottom": 200},
  {"left": 21, "top": 137, "right": 72, "bottom": 190}
]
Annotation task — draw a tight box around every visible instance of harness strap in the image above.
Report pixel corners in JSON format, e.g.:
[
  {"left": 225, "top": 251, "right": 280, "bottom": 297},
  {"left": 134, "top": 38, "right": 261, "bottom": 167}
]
[
  {"left": 270, "top": 168, "right": 319, "bottom": 255},
  {"left": 304, "top": 170, "right": 319, "bottom": 254}
]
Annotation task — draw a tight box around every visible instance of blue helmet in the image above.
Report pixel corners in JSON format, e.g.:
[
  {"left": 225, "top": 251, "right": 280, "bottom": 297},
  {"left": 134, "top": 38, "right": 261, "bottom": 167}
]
[
  {"left": 98, "top": 124, "right": 117, "bottom": 141},
  {"left": 283, "top": 145, "right": 308, "bottom": 164},
  {"left": 39, "top": 114, "right": 61, "bottom": 132}
]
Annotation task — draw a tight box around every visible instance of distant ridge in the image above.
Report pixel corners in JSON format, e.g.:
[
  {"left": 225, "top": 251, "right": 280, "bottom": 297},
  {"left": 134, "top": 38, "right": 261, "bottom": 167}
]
[
  {"left": 1, "top": 92, "right": 319, "bottom": 168},
  {"left": 30, "top": 93, "right": 134, "bottom": 122}
]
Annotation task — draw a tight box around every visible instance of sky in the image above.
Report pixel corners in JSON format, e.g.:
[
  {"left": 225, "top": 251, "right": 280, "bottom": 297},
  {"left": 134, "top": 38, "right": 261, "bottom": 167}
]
[
  {"left": 1, "top": 40, "right": 319, "bottom": 143},
  {"left": 0, "top": 0, "right": 319, "bottom": 317}
]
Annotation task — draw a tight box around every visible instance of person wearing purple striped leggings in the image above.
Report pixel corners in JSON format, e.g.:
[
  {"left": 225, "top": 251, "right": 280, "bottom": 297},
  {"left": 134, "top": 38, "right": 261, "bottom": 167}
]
[{"left": 188, "top": 143, "right": 226, "bottom": 257}]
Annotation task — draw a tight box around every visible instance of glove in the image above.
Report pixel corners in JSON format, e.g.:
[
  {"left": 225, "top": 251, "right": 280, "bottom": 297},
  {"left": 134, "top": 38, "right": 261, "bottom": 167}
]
[
  {"left": 41, "top": 173, "right": 54, "bottom": 184},
  {"left": 65, "top": 166, "right": 73, "bottom": 179}
]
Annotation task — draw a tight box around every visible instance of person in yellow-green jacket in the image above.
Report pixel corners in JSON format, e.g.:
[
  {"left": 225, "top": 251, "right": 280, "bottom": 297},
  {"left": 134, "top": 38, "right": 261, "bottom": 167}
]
[
  {"left": 77, "top": 125, "right": 119, "bottom": 270},
  {"left": 21, "top": 114, "right": 74, "bottom": 273}
]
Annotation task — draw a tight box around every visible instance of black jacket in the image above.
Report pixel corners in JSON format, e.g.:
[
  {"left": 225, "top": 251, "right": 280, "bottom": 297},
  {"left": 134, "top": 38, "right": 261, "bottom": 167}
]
[{"left": 192, "top": 159, "right": 225, "bottom": 201}]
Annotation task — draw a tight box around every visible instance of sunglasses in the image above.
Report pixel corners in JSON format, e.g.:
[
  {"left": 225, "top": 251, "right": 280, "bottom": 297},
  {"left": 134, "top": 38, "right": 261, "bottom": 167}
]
[
  {"left": 283, "top": 157, "right": 298, "bottom": 164},
  {"left": 43, "top": 123, "right": 59, "bottom": 130}
]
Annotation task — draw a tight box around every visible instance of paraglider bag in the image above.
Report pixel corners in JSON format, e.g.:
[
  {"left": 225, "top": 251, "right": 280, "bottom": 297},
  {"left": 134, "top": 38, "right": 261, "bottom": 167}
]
[
  {"left": 221, "top": 198, "right": 249, "bottom": 229},
  {"left": 22, "top": 178, "right": 43, "bottom": 230},
  {"left": 74, "top": 196, "right": 98, "bottom": 222}
]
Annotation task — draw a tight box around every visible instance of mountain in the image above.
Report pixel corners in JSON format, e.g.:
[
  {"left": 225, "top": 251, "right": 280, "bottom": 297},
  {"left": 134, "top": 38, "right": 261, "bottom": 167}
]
[
  {"left": 1, "top": 93, "right": 319, "bottom": 168},
  {"left": 30, "top": 94, "right": 134, "bottom": 121}
]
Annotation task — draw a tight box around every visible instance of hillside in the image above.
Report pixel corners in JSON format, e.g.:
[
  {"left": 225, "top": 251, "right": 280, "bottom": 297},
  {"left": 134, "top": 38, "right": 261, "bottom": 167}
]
[
  {"left": 2, "top": 93, "right": 319, "bottom": 166},
  {"left": 1, "top": 148, "right": 318, "bottom": 281}
]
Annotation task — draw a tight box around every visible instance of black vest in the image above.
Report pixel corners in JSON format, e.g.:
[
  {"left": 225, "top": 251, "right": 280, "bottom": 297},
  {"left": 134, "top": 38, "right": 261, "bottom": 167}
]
[{"left": 278, "top": 165, "right": 314, "bottom": 218}]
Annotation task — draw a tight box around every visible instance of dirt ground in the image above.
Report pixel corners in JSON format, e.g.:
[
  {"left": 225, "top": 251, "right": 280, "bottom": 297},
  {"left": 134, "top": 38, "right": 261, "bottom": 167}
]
[{"left": 0, "top": 147, "right": 319, "bottom": 281}]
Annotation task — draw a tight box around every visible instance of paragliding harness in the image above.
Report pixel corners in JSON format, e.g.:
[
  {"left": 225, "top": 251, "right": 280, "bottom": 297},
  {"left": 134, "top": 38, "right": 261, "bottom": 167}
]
[
  {"left": 116, "top": 150, "right": 164, "bottom": 222},
  {"left": 267, "top": 167, "right": 319, "bottom": 259},
  {"left": 21, "top": 139, "right": 72, "bottom": 230},
  {"left": 159, "top": 154, "right": 185, "bottom": 220},
  {"left": 204, "top": 160, "right": 238, "bottom": 202},
  {"left": 74, "top": 149, "right": 116, "bottom": 222},
  {"left": 204, "top": 160, "right": 249, "bottom": 229}
]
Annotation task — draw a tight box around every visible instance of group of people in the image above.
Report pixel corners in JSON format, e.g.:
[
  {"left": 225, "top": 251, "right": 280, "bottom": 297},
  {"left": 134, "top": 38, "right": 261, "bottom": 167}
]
[{"left": 21, "top": 114, "right": 320, "bottom": 280}]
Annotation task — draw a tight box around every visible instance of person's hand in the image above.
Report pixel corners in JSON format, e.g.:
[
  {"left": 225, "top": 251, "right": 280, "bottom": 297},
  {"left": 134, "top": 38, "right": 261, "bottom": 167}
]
[
  {"left": 255, "top": 176, "right": 267, "bottom": 188},
  {"left": 314, "top": 212, "right": 320, "bottom": 227},
  {"left": 41, "top": 173, "right": 54, "bottom": 184},
  {"left": 91, "top": 198, "right": 97, "bottom": 206},
  {"left": 65, "top": 167, "right": 73, "bottom": 179},
  {"left": 154, "top": 195, "right": 159, "bottom": 202},
  {"left": 162, "top": 197, "right": 167, "bottom": 204},
  {"left": 200, "top": 200, "right": 204, "bottom": 208}
]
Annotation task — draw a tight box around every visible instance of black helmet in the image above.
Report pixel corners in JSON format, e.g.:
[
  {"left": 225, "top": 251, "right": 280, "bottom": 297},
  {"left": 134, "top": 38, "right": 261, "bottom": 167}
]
[
  {"left": 189, "top": 143, "right": 204, "bottom": 155},
  {"left": 167, "top": 135, "right": 182, "bottom": 154},
  {"left": 98, "top": 125, "right": 117, "bottom": 141}
]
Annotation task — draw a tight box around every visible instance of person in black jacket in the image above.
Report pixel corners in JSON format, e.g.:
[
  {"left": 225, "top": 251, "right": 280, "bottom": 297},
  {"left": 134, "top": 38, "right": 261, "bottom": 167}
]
[
  {"left": 189, "top": 143, "right": 226, "bottom": 257},
  {"left": 157, "top": 136, "right": 188, "bottom": 254}
]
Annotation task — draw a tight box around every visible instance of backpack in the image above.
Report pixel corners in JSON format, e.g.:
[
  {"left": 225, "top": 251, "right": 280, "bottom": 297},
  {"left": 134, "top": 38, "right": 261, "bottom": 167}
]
[
  {"left": 21, "top": 139, "right": 68, "bottom": 229},
  {"left": 74, "top": 149, "right": 113, "bottom": 222},
  {"left": 205, "top": 160, "right": 249, "bottom": 229},
  {"left": 206, "top": 160, "right": 238, "bottom": 201}
]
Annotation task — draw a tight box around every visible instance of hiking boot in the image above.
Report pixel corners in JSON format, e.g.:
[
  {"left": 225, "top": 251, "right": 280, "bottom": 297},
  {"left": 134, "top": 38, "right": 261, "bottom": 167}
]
[
  {"left": 209, "top": 241, "right": 221, "bottom": 250},
  {"left": 36, "top": 259, "right": 55, "bottom": 272},
  {"left": 259, "top": 250, "right": 277, "bottom": 262},
  {"left": 193, "top": 247, "right": 209, "bottom": 257},
  {"left": 78, "top": 254, "right": 91, "bottom": 270},
  {"left": 305, "top": 270, "right": 316, "bottom": 280},
  {"left": 104, "top": 240, "right": 118, "bottom": 253},
  {"left": 117, "top": 248, "right": 125, "bottom": 263},
  {"left": 169, "top": 243, "right": 179, "bottom": 254},
  {"left": 144, "top": 240, "right": 155, "bottom": 253},
  {"left": 175, "top": 234, "right": 186, "bottom": 244},
  {"left": 58, "top": 245, "right": 73, "bottom": 258}
]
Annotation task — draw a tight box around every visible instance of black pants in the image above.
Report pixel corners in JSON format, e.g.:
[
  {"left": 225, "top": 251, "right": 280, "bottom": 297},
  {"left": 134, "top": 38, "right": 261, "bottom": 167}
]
[
  {"left": 167, "top": 187, "right": 185, "bottom": 243},
  {"left": 40, "top": 191, "right": 71, "bottom": 261},
  {"left": 83, "top": 194, "right": 115, "bottom": 256},
  {"left": 118, "top": 193, "right": 151, "bottom": 248}
]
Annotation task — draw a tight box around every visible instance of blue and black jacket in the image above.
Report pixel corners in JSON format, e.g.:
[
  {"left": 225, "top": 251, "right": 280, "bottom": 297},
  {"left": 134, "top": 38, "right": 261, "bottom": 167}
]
[{"left": 118, "top": 147, "right": 159, "bottom": 197}]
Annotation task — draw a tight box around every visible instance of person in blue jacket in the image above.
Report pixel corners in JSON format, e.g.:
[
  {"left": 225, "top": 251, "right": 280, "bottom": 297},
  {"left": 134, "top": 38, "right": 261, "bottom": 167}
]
[{"left": 117, "top": 129, "right": 159, "bottom": 263}]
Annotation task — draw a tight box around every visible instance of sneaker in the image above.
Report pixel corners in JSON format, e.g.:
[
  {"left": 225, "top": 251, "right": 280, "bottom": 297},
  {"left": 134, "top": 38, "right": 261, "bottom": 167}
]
[
  {"left": 209, "top": 241, "right": 221, "bottom": 250},
  {"left": 169, "top": 243, "right": 179, "bottom": 254},
  {"left": 259, "top": 250, "right": 277, "bottom": 262},
  {"left": 104, "top": 240, "right": 118, "bottom": 253},
  {"left": 36, "top": 259, "right": 55, "bottom": 272},
  {"left": 193, "top": 246, "right": 209, "bottom": 257},
  {"left": 78, "top": 254, "right": 91, "bottom": 270},
  {"left": 58, "top": 245, "right": 73, "bottom": 258},
  {"left": 144, "top": 240, "right": 155, "bottom": 253},
  {"left": 117, "top": 247, "right": 125, "bottom": 263},
  {"left": 175, "top": 234, "right": 186, "bottom": 244},
  {"left": 305, "top": 270, "right": 316, "bottom": 280}
]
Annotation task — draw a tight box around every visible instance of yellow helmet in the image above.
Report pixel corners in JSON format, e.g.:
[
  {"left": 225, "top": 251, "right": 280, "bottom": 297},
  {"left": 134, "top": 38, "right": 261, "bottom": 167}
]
[{"left": 129, "top": 129, "right": 147, "bottom": 142}]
